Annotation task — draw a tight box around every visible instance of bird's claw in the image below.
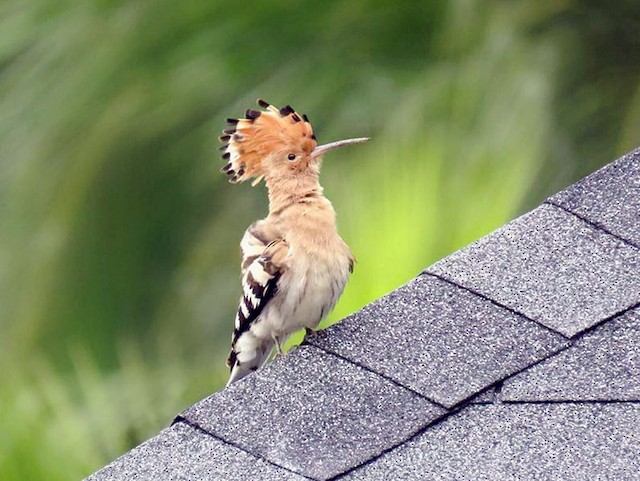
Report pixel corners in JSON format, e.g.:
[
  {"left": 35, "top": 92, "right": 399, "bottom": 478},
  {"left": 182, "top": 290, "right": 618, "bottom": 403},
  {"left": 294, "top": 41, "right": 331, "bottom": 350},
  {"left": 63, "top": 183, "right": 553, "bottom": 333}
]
[{"left": 303, "top": 327, "right": 324, "bottom": 342}]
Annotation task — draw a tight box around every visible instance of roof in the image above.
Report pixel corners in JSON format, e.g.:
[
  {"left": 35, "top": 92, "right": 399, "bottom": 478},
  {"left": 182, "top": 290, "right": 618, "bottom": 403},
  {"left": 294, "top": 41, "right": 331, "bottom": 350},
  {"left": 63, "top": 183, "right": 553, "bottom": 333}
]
[{"left": 86, "top": 148, "right": 640, "bottom": 481}]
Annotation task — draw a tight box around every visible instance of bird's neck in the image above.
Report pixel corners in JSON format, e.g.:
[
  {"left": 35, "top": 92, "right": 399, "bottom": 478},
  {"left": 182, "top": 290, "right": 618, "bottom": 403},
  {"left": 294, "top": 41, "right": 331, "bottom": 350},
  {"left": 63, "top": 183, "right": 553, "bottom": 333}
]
[{"left": 266, "top": 171, "right": 325, "bottom": 215}]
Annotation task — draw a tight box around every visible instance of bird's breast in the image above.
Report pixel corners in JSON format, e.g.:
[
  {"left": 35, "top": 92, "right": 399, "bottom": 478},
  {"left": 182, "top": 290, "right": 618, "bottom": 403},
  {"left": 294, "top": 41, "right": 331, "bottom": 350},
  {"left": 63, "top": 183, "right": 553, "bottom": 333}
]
[{"left": 267, "top": 245, "right": 352, "bottom": 335}]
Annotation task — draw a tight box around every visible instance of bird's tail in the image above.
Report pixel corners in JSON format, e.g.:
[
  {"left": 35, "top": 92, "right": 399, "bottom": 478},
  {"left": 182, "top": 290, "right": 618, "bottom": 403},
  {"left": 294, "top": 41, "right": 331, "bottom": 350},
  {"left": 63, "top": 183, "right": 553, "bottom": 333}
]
[{"left": 226, "top": 335, "right": 274, "bottom": 387}]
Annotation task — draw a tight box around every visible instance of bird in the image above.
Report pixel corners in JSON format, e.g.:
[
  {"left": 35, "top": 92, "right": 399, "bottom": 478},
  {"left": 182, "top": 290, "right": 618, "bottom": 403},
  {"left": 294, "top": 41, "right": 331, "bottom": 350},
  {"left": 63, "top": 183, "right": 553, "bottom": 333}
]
[{"left": 219, "top": 99, "right": 369, "bottom": 386}]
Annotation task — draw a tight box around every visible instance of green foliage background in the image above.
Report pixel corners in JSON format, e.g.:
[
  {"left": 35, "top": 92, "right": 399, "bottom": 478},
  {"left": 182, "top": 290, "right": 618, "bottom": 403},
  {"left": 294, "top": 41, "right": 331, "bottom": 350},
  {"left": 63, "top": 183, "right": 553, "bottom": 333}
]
[{"left": 1, "top": 0, "right": 639, "bottom": 478}]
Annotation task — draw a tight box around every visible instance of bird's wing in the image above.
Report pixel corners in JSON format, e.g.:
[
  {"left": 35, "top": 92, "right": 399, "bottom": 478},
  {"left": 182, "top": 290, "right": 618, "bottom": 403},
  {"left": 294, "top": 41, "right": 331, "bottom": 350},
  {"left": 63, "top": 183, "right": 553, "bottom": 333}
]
[
  {"left": 233, "top": 238, "right": 288, "bottom": 345},
  {"left": 226, "top": 224, "right": 288, "bottom": 383},
  {"left": 239, "top": 221, "right": 272, "bottom": 277}
]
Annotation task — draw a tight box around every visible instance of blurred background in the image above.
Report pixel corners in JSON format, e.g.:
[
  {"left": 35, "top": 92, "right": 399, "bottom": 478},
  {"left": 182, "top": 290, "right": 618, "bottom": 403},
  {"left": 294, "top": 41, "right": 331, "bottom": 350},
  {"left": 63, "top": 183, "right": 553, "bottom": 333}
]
[{"left": 1, "top": 0, "right": 639, "bottom": 478}]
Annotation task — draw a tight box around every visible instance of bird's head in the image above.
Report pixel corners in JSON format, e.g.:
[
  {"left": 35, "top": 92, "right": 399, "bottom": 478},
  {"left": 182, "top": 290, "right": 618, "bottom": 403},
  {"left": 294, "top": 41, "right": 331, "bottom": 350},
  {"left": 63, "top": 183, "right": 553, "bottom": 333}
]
[{"left": 219, "top": 99, "right": 368, "bottom": 185}]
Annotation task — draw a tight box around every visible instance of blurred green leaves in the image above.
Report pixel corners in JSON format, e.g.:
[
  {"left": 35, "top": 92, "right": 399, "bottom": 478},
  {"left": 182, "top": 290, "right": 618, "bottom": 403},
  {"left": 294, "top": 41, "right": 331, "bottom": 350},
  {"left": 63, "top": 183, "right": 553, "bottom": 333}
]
[{"left": 1, "top": 1, "right": 640, "bottom": 479}]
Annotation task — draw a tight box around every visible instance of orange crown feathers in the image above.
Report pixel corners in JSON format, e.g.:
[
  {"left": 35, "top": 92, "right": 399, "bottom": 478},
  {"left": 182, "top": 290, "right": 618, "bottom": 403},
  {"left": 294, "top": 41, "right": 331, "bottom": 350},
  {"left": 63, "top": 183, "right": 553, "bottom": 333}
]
[{"left": 219, "top": 99, "right": 317, "bottom": 185}]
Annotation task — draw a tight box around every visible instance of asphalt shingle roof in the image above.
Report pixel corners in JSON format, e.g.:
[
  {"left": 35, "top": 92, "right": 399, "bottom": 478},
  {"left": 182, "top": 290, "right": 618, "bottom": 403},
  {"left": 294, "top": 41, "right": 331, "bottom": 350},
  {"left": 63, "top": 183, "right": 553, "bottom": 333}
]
[
  {"left": 179, "top": 346, "right": 445, "bottom": 480},
  {"left": 500, "top": 307, "right": 640, "bottom": 402},
  {"left": 307, "top": 275, "right": 567, "bottom": 407},
  {"left": 90, "top": 422, "right": 309, "bottom": 480},
  {"left": 428, "top": 203, "right": 640, "bottom": 337},
  {"left": 548, "top": 150, "right": 640, "bottom": 248},
  {"left": 86, "top": 147, "right": 640, "bottom": 481},
  {"left": 342, "top": 403, "right": 640, "bottom": 481}
]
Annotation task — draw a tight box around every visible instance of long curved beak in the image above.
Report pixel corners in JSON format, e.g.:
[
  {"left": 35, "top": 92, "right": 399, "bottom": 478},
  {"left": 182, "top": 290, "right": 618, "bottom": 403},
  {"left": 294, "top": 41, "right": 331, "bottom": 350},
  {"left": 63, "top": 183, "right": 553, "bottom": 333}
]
[{"left": 311, "top": 137, "right": 369, "bottom": 159}]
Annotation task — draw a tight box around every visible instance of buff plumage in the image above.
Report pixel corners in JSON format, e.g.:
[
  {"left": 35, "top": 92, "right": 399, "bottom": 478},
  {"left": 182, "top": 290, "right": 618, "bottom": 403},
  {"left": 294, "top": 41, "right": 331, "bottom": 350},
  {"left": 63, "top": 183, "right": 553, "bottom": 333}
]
[{"left": 220, "top": 99, "right": 368, "bottom": 386}]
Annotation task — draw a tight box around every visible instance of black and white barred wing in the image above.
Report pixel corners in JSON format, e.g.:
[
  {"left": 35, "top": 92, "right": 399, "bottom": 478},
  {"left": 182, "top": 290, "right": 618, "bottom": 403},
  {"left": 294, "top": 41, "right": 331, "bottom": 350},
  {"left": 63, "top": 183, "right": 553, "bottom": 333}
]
[
  {"left": 239, "top": 221, "right": 272, "bottom": 277},
  {"left": 231, "top": 221, "right": 279, "bottom": 346},
  {"left": 232, "top": 240, "right": 284, "bottom": 346},
  {"left": 226, "top": 232, "right": 288, "bottom": 385}
]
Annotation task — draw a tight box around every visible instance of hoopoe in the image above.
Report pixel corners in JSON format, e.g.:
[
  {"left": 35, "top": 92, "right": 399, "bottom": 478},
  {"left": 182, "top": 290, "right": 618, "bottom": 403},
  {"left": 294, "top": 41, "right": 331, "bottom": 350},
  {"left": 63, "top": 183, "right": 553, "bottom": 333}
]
[{"left": 220, "top": 99, "right": 368, "bottom": 386}]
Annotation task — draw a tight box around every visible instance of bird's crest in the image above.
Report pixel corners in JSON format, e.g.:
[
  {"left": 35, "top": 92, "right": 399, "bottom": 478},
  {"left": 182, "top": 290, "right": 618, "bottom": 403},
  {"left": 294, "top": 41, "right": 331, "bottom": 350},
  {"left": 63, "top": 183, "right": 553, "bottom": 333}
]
[{"left": 219, "top": 99, "right": 317, "bottom": 185}]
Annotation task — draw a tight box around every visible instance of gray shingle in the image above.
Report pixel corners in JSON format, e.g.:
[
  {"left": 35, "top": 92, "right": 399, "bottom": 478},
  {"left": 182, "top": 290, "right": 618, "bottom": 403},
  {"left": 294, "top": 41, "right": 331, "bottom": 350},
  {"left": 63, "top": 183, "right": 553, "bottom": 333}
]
[
  {"left": 500, "top": 307, "right": 640, "bottom": 402},
  {"left": 468, "top": 386, "right": 498, "bottom": 404},
  {"left": 178, "top": 345, "right": 445, "bottom": 481},
  {"left": 85, "top": 422, "right": 308, "bottom": 481},
  {"left": 307, "top": 275, "right": 566, "bottom": 408},
  {"left": 343, "top": 403, "right": 640, "bottom": 481},
  {"left": 548, "top": 148, "right": 640, "bottom": 248},
  {"left": 427, "top": 204, "right": 640, "bottom": 337}
]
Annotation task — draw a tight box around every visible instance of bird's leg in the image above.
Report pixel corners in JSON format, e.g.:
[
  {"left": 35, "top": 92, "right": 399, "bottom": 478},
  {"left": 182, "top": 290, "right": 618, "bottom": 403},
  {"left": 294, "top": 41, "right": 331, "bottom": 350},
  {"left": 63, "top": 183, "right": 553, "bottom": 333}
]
[{"left": 272, "top": 335, "right": 284, "bottom": 360}]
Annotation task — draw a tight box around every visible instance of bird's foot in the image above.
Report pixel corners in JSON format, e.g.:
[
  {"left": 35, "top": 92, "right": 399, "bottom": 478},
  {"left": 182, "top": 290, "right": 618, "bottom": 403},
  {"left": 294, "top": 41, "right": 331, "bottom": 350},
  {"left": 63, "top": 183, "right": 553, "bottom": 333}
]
[
  {"left": 303, "top": 327, "right": 325, "bottom": 342},
  {"left": 271, "top": 334, "right": 287, "bottom": 362}
]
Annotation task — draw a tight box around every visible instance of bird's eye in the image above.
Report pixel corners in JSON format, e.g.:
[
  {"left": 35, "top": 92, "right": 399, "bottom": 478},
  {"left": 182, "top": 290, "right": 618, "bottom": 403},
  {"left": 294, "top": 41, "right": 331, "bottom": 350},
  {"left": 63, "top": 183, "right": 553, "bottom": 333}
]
[{"left": 287, "top": 153, "right": 296, "bottom": 161}]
